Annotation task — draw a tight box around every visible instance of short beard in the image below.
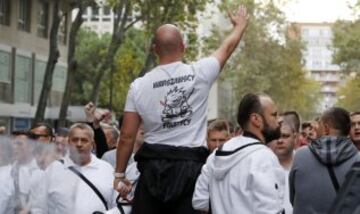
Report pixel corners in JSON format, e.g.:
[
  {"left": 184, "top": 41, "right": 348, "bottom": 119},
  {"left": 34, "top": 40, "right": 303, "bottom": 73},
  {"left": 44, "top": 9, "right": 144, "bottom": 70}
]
[{"left": 262, "top": 119, "right": 281, "bottom": 144}]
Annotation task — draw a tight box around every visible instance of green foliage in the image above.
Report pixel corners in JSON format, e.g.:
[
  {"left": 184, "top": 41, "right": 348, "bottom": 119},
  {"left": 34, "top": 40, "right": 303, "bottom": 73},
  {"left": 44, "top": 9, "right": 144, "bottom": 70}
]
[
  {"left": 137, "top": 0, "right": 211, "bottom": 64},
  {"left": 98, "top": 28, "right": 147, "bottom": 113},
  {"left": 336, "top": 75, "right": 360, "bottom": 112},
  {"left": 204, "top": 0, "right": 321, "bottom": 120},
  {"left": 332, "top": 2, "right": 360, "bottom": 111},
  {"left": 72, "top": 28, "right": 111, "bottom": 104},
  {"left": 332, "top": 20, "right": 360, "bottom": 74},
  {"left": 73, "top": 27, "right": 148, "bottom": 113}
]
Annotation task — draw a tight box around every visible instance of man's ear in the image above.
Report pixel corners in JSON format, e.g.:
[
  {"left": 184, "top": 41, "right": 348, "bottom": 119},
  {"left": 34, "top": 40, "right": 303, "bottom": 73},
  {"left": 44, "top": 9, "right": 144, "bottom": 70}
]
[
  {"left": 151, "top": 43, "right": 157, "bottom": 53},
  {"left": 250, "top": 114, "right": 262, "bottom": 128}
]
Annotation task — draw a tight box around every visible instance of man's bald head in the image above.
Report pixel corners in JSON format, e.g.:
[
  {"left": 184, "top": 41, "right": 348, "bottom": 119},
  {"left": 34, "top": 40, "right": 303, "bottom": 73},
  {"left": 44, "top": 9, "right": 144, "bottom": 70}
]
[{"left": 153, "top": 24, "right": 184, "bottom": 57}]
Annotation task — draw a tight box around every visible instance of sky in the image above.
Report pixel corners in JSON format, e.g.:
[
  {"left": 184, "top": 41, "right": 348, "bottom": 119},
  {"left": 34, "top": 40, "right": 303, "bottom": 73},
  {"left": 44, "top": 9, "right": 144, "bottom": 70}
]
[{"left": 282, "top": 0, "right": 358, "bottom": 22}]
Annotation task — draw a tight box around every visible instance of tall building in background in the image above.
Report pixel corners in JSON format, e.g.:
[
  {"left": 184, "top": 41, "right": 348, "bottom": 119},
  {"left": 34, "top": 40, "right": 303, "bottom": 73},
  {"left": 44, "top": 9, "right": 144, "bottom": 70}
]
[
  {"left": 292, "top": 22, "right": 342, "bottom": 111},
  {"left": 0, "top": 0, "right": 73, "bottom": 133},
  {"left": 82, "top": 4, "right": 114, "bottom": 35}
]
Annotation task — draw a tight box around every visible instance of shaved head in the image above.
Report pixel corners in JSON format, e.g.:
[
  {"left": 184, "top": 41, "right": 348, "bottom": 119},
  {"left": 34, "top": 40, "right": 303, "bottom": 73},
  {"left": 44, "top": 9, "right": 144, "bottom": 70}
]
[{"left": 153, "top": 24, "right": 184, "bottom": 57}]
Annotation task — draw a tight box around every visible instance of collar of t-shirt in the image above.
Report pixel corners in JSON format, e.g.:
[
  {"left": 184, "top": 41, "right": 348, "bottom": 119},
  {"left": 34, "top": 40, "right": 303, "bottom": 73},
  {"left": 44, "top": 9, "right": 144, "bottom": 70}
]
[
  {"left": 155, "top": 61, "right": 183, "bottom": 70},
  {"left": 242, "top": 131, "right": 262, "bottom": 142},
  {"left": 64, "top": 154, "right": 99, "bottom": 170}
]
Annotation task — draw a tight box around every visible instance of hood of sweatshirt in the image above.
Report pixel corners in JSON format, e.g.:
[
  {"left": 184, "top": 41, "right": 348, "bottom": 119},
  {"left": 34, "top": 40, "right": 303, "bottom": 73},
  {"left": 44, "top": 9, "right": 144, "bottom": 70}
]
[
  {"left": 212, "top": 135, "right": 266, "bottom": 180},
  {"left": 308, "top": 136, "right": 358, "bottom": 166}
]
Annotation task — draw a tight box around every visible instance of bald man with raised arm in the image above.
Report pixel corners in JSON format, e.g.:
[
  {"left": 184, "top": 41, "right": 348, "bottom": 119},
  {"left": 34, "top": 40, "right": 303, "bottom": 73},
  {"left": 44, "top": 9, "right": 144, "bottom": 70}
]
[{"left": 114, "top": 5, "right": 249, "bottom": 214}]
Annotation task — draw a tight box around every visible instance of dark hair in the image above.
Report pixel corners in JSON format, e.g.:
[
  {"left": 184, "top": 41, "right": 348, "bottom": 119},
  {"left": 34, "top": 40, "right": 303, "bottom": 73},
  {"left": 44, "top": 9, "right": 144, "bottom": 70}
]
[
  {"left": 31, "top": 122, "right": 54, "bottom": 137},
  {"left": 321, "top": 107, "right": 351, "bottom": 136},
  {"left": 350, "top": 111, "right": 360, "bottom": 117},
  {"left": 301, "top": 122, "right": 312, "bottom": 131},
  {"left": 282, "top": 111, "right": 301, "bottom": 133},
  {"left": 237, "top": 93, "right": 263, "bottom": 129}
]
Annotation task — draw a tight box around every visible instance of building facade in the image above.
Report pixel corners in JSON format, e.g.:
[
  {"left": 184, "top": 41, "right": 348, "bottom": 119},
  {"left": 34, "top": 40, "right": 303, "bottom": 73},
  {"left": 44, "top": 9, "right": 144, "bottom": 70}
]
[
  {"left": 0, "top": 0, "right": 73, "bottom": 133},
  {"left": 82, "top": 4, "right": 114, "bottom": 35},
  {"left": 293, "top": 22, "right": 342, "bottom": 111}
]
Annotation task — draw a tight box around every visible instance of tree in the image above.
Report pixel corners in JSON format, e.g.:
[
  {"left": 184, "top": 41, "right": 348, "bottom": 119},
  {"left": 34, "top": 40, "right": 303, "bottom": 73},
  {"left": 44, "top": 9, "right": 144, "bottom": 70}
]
[
  {"left": 202, "top": 0, "right": 321, "bottom": 121},
  {"left": 89, "top": 0, "right": 212, "bottom": 103},
  {"left": 332, "top": 19, "right": 360, "bottom": 74},
  {"left": 331, "top": 1, "right": 360, "bottom": 111},
  {"left": 98, "top": 28, "right": 147, "bottom": 113},
  {"left": 71, "top": 29, "right": 112, "bottom": 105},
  {"left": 137, "top": 0, "right": 210, "bottom": 76},
  {"left": 89, "top": 0, "right": 139, "bottom": 104},
  {"left": 72, "top": 27, "right": 146, "bottom": 114},
  {"left": 336, "top": 75, "right": 360, "bottom": 112},
  {"left": 58, "top": 0, "right": 96, "bottom": 127},
  {"left": 33, "top": 1, "right": 62, "bottom": 125}
]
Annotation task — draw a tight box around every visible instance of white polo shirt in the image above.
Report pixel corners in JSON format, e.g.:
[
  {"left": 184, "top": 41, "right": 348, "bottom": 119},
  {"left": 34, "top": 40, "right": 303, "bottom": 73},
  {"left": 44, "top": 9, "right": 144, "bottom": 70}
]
[
  {"left": 125, "top": 57, "right": 220, "bottom": 147},
  {"left": 43, "top": 154, "right": 117, "bottom": 214}
]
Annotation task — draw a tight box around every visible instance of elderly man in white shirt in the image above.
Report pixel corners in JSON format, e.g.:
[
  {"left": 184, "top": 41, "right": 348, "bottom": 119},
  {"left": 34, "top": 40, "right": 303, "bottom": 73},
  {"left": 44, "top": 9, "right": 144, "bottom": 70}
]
[{"left": 41, "top": 123, "right": 117, "bottom": 214}]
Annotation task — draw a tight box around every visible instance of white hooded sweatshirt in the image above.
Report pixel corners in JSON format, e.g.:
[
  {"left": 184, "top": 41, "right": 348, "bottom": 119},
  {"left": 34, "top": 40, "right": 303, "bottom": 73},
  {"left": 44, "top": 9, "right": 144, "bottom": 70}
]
[{"left": 192, "top": 135, "right": 285, "bottom": 214}]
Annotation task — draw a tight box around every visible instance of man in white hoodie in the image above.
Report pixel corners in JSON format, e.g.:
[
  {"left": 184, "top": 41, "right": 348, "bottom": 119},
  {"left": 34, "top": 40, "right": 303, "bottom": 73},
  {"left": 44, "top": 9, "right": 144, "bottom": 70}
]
[{"left": 192, "top": 93, "right": 285, "bottom": 214}]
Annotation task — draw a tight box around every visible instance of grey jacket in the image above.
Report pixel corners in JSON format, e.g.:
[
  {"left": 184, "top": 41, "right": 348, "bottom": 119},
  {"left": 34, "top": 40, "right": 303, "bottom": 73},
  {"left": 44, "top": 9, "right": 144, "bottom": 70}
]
[{"left": 290, "top": 136, "right": 360, "bottom": 214}]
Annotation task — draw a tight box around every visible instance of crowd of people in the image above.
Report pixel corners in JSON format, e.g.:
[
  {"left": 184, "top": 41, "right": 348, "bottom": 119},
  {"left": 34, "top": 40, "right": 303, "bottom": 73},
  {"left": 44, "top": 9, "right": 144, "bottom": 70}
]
[{"left": 1, "top": 4, "right": 360, "bottom": 214}]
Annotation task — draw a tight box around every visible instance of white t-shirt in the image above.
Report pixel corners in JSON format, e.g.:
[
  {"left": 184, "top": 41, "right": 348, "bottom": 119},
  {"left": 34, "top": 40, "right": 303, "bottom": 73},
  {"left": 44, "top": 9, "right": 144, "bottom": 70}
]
[
  {"left": 42, "top": 155, "right": 117, "bottom": 214},
  {"left": 284, "top": 169, "right": 293, "bottom": 214},
  {"left": 125, "top": 57, "right": 220, "bottom": 147}
]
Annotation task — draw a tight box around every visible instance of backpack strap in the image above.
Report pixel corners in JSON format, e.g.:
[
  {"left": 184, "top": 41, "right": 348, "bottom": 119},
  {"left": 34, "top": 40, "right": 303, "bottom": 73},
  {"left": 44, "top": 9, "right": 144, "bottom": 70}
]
[
  {"left": 68, "top": 166, "right": 108, "bottom": 210},
  {"left": 326, "top": 164, "right": 340, "bottom": 193},
  {"left": 309, "top": 148, "right": 340, "bottom": 193}
]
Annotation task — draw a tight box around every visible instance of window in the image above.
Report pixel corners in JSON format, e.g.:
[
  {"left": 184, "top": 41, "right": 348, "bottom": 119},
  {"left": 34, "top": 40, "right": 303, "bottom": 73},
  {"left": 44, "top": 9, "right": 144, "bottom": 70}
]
[
  {"left": 302, "top": 28, "right": 309, "bottom": 37},
  {"left": 18, "top": 0, "right": 32, "bottom": 32},
  {"left": 0, "top": 50, "right": 11, "bottom": 82},
  {"left": 0, "top": 51, "right": 12, "bottom": 103},
  {"left": 0, "top": 0, "right": 11, "bottom": 25},
  {"left": 91, "top": 6, "right": 99, "bottom": 21},
  {"left": 103, "top": 6, "right": 111, "bottom": 15},
  {"left": 49, "top": 65, "right": 66, "bottom": 107},
  {"left": 34, "top": 60, "right": 46, "bottom": 104},
  {"left": 15, "top": 55, "right": 32, "bottom": 103},
  {"left": 58, "top": 12, "right": 68, "bottom": 45},
  {"left": 102, "top": 6, "right": 111, "bottom": 21},
  {"left": 37, "top": 0, "right": 49, "bottom": 38}
]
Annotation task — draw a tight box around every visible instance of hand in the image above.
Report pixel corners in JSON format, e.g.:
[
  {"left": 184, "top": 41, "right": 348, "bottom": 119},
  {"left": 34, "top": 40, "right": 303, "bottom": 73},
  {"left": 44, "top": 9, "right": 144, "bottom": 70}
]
[
  {"left": 93, "top": 109, "right": 109, "bottom": 128},
  {"left": 227, "top": 5, "right": 249, "bottom": 30},
  {"left": 114, "top": 178, "right": 132, "bottom": 198},
  {"left": 84, "top": 102, "right": 96, "bottom": 123}
]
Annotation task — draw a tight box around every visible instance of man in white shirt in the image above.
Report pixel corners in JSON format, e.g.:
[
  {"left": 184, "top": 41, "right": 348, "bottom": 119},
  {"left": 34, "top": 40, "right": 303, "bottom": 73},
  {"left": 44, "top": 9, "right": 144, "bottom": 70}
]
[
  {"left": 269, "top": 120, "right": 296, "bottom": 214},
  {"left": 0, "top": 131, "right": 44, "bottom": 214},
  {"left": 114, "top": 5, "right": 249, "bottom": 214},
  {"left": 192, "top": 93, "right": 285, "bottom": 214},
  {"left": 42, "top": 123, "right": 117, "bottom": 214}
]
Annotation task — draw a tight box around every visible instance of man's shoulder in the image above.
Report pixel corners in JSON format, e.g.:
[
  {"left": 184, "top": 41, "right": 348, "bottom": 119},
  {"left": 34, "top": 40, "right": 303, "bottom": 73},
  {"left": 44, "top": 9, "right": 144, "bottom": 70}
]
[
  {"left": 294, "top": 146, "right": 312, "bottom": 160},
  {"left": 102, "top": 149, "right": 116, "bottom": 158},
  {"left": 93, "top": 155, "right": 114, "bottom": 171}
]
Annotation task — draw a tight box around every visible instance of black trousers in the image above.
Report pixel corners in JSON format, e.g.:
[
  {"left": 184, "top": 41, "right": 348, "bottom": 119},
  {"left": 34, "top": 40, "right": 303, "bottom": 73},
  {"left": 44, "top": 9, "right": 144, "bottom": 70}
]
[{"left": 131, "top": 143, "right": 208, "bottom": 214}]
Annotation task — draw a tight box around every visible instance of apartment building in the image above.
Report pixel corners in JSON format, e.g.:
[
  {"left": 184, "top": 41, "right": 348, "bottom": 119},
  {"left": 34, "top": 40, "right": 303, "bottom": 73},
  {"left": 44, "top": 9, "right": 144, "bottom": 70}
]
[
  {"left": 0, "top": 0, "right": 73, "bottom": 133},
  {"left": 292, "top": 22, "right": 342, "bottom": 111}
]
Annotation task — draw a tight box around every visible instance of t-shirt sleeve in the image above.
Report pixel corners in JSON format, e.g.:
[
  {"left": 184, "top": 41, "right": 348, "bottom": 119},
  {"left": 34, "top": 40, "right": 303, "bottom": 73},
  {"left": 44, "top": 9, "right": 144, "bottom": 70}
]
[
  {"left": 124, "top": 83, "right": 137, "bottom": 112},
  {"left": 194, "top": 57, "right": 221, "bottom": 85}
]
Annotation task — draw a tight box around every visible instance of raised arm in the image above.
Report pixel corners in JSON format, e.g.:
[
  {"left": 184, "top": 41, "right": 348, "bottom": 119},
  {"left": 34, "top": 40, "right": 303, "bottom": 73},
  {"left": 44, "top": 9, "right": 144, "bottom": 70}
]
[{"left": 212, "top": 5, "right": 249, "bottom": 70}]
